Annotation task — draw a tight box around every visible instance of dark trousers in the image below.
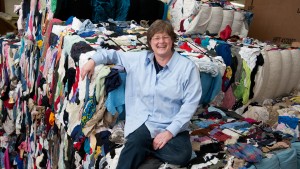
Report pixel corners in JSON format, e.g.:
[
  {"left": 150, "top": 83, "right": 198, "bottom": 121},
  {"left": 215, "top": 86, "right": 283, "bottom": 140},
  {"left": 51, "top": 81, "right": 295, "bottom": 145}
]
[{"left": 116, "top": 124, "right": 192, "bottom": 169}]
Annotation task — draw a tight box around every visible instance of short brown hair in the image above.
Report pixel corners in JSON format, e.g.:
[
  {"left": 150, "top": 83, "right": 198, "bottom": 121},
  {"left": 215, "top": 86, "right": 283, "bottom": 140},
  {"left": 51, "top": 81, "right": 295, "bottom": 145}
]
[{"left": 147, "top": 20, "right": 177, "bottom": 51}]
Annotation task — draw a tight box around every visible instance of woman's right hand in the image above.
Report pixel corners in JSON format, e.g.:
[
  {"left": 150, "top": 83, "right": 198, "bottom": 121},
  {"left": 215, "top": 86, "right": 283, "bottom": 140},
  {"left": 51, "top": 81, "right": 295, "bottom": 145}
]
[{"left": 81, "top": 59, "right": 96, "bottom": 80}]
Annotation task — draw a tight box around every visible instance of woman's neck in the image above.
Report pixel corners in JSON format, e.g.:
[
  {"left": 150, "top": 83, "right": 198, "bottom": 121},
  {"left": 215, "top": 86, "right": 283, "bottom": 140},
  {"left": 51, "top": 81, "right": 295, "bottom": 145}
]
[{"left": 154, "top": 51, "right": 174, "bottom": 66}]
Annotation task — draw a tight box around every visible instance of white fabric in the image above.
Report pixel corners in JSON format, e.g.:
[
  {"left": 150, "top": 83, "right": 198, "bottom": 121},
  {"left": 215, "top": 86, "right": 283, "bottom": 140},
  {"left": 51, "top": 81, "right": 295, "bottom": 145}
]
[
  {"left": 206, "top": 7, "right": 223, "bottom": 34},
  {"left": 52, "top": 25, "right": 67, "bottom": 36},
  {"left": 231, "top": 11, "right": 245, "bottom": 36},
  {"left": 185, "top": 4, "right": 212, "bottom": 34},
  {"left": 106, "top": 145, "right": 124, "bottom": 169},
  {"left": 71, "top": 17, "right": 82, "bottom": 31},
  {"left": 242, "top": 106, "right": 269, "bottom": 123},
  {"left": 289, "top": 49, "right": 300, "bottom": 91},
  {"left": 253, "top": 49, "right": 269, "bottom": 102},
  {"left": 16, "top": 3, "right": 24, "bottom": 30},
  {"left": 66, "top": 102, "right": 83, "bottom": 136},
  {"left": 239, "top": 47, "right": 260, "bottom": 71},
  {"left": 277, "top": 50, "right": 293, "bottom": 96},
  {"left": 169, "top": 0, "right": 200, "bottom": 31},
  {"left": 78, "top": 51, "right": 97, "bottom": 101},
  {"left": 260, "top": 50, "right": 282, "bottom": 100},
  {"left": 219, "top": 9, "right": 234, "bottom": 35},
  {"left": 3, "top": 109, "right": 15, "bottom": 135},
  {"left": 239, "top": 20, "right": 249, "bottom": 38},
  {"left": 169, "top": 0, "right": 183, "bottom": 31}
]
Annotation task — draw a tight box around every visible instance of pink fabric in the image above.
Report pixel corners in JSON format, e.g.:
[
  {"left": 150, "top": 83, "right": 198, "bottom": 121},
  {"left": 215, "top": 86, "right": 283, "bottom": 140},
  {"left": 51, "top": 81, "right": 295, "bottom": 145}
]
[
  {"left": 47, "top": 160, "right": 51, "bottom": 169},
  {"left": 43, "top": 48, "right": 53, "bottom": 77},
  {"left": 18, "top": 141, "right": 28, "bottom": 152},
  {"left": 4, "top": 146, "right": 11, "bottom": 169},
  {"left": 4, "top": 44, "right": 10, "bottom": 69},
  {"left": 222, "top": 86, "right": 236, "bottom": 109}
]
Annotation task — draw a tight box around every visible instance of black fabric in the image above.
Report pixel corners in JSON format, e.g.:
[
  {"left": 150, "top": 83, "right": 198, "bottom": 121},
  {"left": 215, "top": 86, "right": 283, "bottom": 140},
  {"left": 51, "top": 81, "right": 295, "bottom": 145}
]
[
  {"left": 101, "top": 42, "right": 122, "bottom": 50},
  {"left": 54, "top": 0, "right": 93, "bottom": 21},
  {"left": 65, "top": 68, "right": 76, "bottom": 96},
  {"left": 198, "top": 111, "right": 223, "bottom": 119},
  {"left": 226, "top": 55, "right": 238, "bottom": 92},
  {"left": 104, "top": 69, "right": 121, "bottom": 93},
  {"left": 232, "top": 99, "right": 243, "bottom": 111},
  {"left": 39, "top": 78, "right": 46, "bottom": 90},
  {"left": 0, "top": 82, "right": 10, "bottom": 101},
  {"left": 154, "top": 57, "right": 164, "bottom": 74},
  {"left": 70, "top": 41, "right": 95, "bottom": 63},
  {"left": 127, "top": 0, "right": 164, "bottom": 24},
  {"left": 215, "top": 106, "right": 244, "bottom": 120},
  {"left": 15, "top": 133, "right": 26, "bottom": 152},
  {"left": 95, "top": 130, "right": 112, "bottom": 155},
  {"left": 63, "top": 110, "right": 69, "bottom": 131},
  {"left": 41, "top": 96, "right": 51, "bottom": 108},
  {"left": 249, "top": 54, "right": 264, "bottom": 99},
  {"left": 39, "top": 149, "right": 48, "bottom": 167},
  {"left": 49, "top": 33, "right": 59, "bottom": 47},
  {"left": 1, "top": 107, "right": 8, "bottom": 123},
  {"left": 195, "top": 143, "right": 223, "bottom": 157},
  {"left": 22, "top": 0, "right": 30, "bottom": 20},
  {"left": 65, "top": 136, "right": 76, "bottom": 169},
  {"left": 138, "top": 157, "right": 163, "bottom": 169}
]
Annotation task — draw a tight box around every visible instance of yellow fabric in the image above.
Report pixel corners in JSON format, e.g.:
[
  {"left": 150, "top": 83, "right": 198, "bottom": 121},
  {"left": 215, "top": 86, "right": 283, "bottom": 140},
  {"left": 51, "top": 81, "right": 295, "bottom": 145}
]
[
  {"left": 225, "top": 66, "right": 232, "bottom": 79},
  {"left": 37, "top": 40, "right": 43, "bottom": 49},
  {"left": 49, "top": 112, "right": 55, "bottom": 126}
]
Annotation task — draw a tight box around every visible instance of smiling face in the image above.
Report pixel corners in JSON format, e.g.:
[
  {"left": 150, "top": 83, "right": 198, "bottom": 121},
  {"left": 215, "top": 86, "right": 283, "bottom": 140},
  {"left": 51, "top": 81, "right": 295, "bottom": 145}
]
[
  {"left": 150, "top": 32, "right": 174, "bottom": 58},
  {"left": 147, "top": 20, "right": 177, "bottom": 58}
]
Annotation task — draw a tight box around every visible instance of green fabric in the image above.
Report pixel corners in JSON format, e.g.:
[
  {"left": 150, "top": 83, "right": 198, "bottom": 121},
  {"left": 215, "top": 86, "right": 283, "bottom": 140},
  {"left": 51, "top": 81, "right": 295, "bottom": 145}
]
[
  {"left": 233, "top": 60, "right": 251, "bottom": 104},
  {"left": 234, "top": 67, "right": 246, "bottom": 100},
  {"left": 85, "top": 36, "right": 98, "bottom": 44},
  {"left": 95, "top": 65, "right": 111, "bottom": 102},
  {"left": 242, "top": 60, "right": 251, "bottom": 104},
  {"left": 51, "top": 0, "right": 57, "bottom": 13}
]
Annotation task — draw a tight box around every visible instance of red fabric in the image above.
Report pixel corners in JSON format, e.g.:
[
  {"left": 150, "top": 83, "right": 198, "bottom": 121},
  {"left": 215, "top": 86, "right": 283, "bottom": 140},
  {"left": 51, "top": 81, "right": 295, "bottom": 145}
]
[
  {"left": 220, "top": 25, "right": 232, "bottom": 40},
  {"left": 194, "top": 37, "right": 201, "bottom": 45},
  {"left": 208, "top": 123, "right": 220, "bottom": 129},
  {"left": 197, "top": 54, "right": 204, "bottom": 58},
  {"left": 74, "top": 142, "right": 82, "bottom": 151},
  {"left": 54, "top": 97, "right": 60, "bottom": 111},
  {"left": 72, "top": 67, "right": 80, "bottom": 94},
  {"left": 243, "top": 118, "right": 258, "bottom": 124},
  {"left": 3, "top": 99, "right": 14, "bottom": 109},
  {"left": 180, "top": 42, "right": 192, "bottom": 52},
  {"left": 74, "top": 138, "right": 85, "bottom": 151},
  {"left": 179, "top": 19, "right": 186, "bottom": 32},
  {"left": 44, "top": 108, "right": 52, "bottom": 133},
  {"left": 212, "top": 131, "right": 232, "bottom": 142}
]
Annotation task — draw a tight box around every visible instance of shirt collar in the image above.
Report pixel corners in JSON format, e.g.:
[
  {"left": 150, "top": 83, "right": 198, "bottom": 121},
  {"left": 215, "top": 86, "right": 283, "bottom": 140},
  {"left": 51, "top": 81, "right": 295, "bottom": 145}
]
[
  {"left": 145, "top": 51, "right": 180, "bottom": 72},
  {"left": 145, "top": 51, "right": 154, "bottom": 66},
  {"left": 165, "top": 51, "right": 180, "bottom": 71}
]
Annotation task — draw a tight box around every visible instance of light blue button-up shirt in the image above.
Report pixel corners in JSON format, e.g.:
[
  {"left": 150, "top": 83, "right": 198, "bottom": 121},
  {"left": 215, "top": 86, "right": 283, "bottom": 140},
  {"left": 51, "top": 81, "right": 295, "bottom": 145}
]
[{"left": 91, "top": 49, "right": 202, "bottom": 138}]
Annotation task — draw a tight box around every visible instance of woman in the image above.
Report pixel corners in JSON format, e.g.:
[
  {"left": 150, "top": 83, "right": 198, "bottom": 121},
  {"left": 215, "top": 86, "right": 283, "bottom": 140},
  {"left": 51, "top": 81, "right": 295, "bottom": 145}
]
[{"left": 81, "top": 19, "right": 202, "bottom": 169}]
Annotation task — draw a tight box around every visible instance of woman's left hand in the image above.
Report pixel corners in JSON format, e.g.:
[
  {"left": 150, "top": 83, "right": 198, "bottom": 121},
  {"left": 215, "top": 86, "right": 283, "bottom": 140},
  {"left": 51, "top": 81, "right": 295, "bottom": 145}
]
[{"left": 153, "top": 130, "right": 173, "bottom": 150}]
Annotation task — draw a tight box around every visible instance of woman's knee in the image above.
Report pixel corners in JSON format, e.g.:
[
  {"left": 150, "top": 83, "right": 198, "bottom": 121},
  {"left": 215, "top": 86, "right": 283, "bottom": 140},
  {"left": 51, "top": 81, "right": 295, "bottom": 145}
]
[{"left": 165, "top": 148, "right": 192, "bottom": 166}]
